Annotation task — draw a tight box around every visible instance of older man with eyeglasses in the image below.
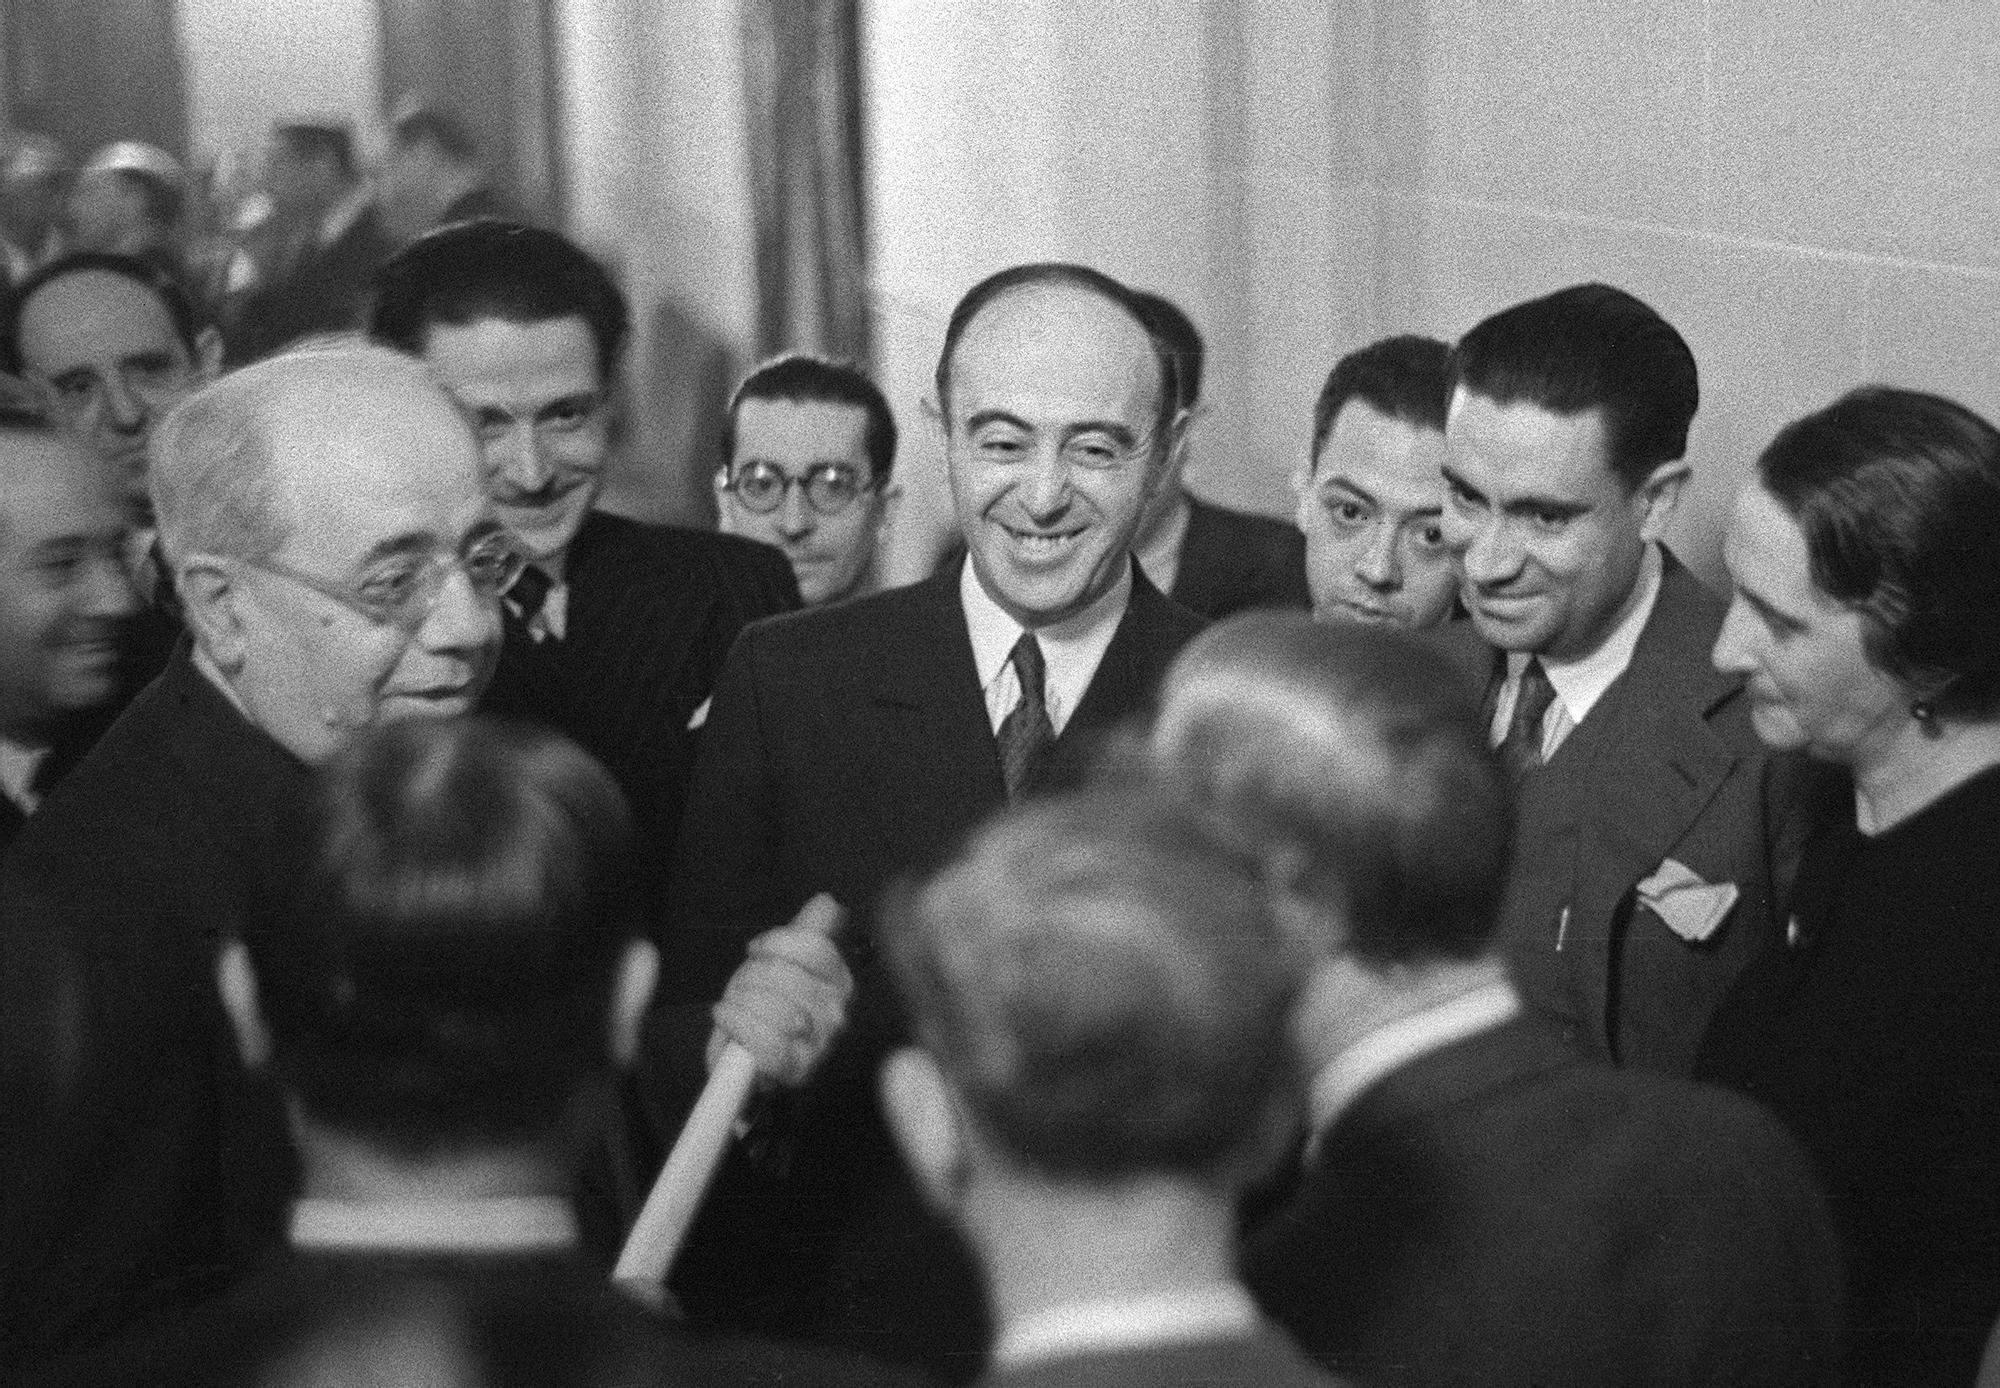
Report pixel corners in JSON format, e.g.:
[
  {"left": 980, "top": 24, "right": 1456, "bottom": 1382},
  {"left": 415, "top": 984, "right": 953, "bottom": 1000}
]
[
  {"left": 715, "top": 353, "right": 902, "bottom": 609},
  {"left": 0, "top": 341, "right": 846, "bottom": 1376}
]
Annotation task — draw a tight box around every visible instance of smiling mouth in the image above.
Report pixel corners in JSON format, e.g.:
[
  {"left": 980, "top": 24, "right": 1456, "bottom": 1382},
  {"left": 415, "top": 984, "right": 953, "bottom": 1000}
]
[{"left": 1000, "top": 523, "right": 1086, "bottom": 557}]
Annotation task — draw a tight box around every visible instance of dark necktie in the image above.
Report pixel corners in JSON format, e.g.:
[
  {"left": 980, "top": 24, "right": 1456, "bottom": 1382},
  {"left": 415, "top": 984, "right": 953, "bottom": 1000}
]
[
  {"left": 997, "top": 633, "right": 1054, "bottom": 799},
  {"left": 1497, "top": 657, "right": 1557, "bottom": 778},
  {"left": 505, "top": 564, "right": 552, "bottom": 625}
]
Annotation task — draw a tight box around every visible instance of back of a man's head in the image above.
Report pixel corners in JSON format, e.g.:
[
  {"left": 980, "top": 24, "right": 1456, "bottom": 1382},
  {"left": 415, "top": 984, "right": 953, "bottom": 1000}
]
[
  {"left": 273, "top": 121, "right": 358, "bottom": 184},
  {"left": 885, "top": 782, "right": 1299, "bottom": 1187},
  {"left": 1154, "top": 612, "right": 1509, "bottom": 967},
  {"left": 242, "top": 715, "right": 633, "bottom": 1159},
  {"left": 370, "top": 219, "right": 630, "bottom": 382},
  {"left": 1450, "top": 282, "right": 1698, "bottom": 490}
]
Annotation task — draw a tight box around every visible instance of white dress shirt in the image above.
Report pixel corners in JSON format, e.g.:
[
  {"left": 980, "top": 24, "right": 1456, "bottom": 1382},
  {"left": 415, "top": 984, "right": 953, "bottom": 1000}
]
[
  {"left": 1307, "top": 977, "right": 1521, "bottom": 1142},
  {"left": 288, "top": 1195, "right": 580, "bottom": 1256},
  {"left": 0, "top": 736, "right": 50, "bottom": 816},
  {"left": 961, "top": 558, "right": 1131, "bottom": 738},
  {"left": 993, "top": 1282, "right": 1261, "bottom": 1369},
  {"left": 1488, "top": 542, "right": 1664, "bottom": 761}
]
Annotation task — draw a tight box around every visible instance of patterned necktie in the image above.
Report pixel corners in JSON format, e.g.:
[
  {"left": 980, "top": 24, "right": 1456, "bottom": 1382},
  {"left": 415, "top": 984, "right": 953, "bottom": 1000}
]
[
  {"left": 505, "top": 564, "right": 552, "bottom": 625},
  {"left": 997, "top": 633, "right": 1054, "bottom": 799},
  {"left": 1497, "top": 657, "right": 1557, "bottom": 778}
]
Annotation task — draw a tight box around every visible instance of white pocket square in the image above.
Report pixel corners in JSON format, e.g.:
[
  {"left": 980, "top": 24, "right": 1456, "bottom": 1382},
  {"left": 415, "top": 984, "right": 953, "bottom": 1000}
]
[{"left": 1636, "top": 859, "right": 1738, "bottom": 943}]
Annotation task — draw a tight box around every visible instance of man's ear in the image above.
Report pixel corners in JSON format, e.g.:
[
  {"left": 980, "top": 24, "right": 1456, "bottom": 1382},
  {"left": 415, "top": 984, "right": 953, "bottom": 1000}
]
[
  {"left": 1635, "top": 459, "right": 1691, "bottom": 542},
  {"left": 880, "top": 1047, "right": 967, "bottom": 1215},
  {"left": 193, "top": 327, "right": 225, "bottom": 384},
  {"left": 176, "top": 555, "right": 250, "bottom": 673},
  {"left": 607, "top": 939, "right": 660, "bottom": 1068},
  {"left": 215, "top": 938, "right": 273, "bottom": 1071}
]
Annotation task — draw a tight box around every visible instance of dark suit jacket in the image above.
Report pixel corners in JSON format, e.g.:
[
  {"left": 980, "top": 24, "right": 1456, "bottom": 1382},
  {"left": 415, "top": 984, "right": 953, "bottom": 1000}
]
[
  {"left": 1169, "top": 494, "right": 1309, "bottom": 619},
  {"left": 0, "top": 646, "right": 303, "bottom": 1373},
  {"left": 479, "top": 510, "right": 799, "bottom": 919},
  {"left": 647, "top": 562, "right": 1205, "bottom": 1379},
  {"left": 1460, "top": 552, "right": 1810, "bottom": 1073},
  {"left": 19, "top": 1244, "right": 925, "bottom": 1388},
  {"left": 226, "top": 204, "right": 394, "bottom": 366},
  {"left": 983, "top": 1328, "right": 1344, "bottom": 1388},
  {"left": 1244, "top": 1016, "right": 1841, "bottom": 1387}
]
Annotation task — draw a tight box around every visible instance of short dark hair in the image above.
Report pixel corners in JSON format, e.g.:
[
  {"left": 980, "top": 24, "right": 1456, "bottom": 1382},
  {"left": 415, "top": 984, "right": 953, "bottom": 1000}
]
[
  {"left": 1450, "top": 282, "right": 1698, "bottom": 491},
  {"left": 1131, "top": 290, "right": 1202, "bottom": 410},
  {"left": 1311, "top": 334, "right": 1451, "bottom": 467},
  {"left": 1154, "top": 612, "right": 1510, "bottom": 966},
  {"left": 723, "top": 352, "right": 898, "bottom": 482},
  {"left": 1, "top": 250, "right": 204, "bottom": 375},
  {"left": 370, "top": 220, "right": 630, "bottom": 382},
  {"left": 885, "top": 781, "right": 1300, "bottom": 1183},
  {"left": 245, "top": 717, "right": 635, "bottom": 1159},
  {"left": 934, "top": 262, "right": 1182, "bottom": 447},
  {"left": 273, "top": 122, "right": 356, "bottom": 181},
  {"left": 390, "top": 104, "right": 479, "bottom": 163},
  {"left": 1759, "top": 386, "right": 2000, "bottom": 720}
]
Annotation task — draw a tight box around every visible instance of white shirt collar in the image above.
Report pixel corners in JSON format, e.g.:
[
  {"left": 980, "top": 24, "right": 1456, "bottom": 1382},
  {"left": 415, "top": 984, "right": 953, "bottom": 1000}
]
[
  {"left": 0, "top": 735, "right": 50, "bottom": 815},
  {"left": 316, "top": 186, "right": 372, "bottom": 249},
  {"left": 994, "top": 1282, "right": 1260, "bottom": 1370},
  {"left": 1511, "top": 541, "right": 1663, "bottom": 731},
  {"left": 961, "top": 555, "right": 1132, "bottom": 737},
  {"left": 1308, "top": 977, "right": 1521, "bottom": 1140},
  {"left": 289, "top": 1196, "right": 580, "bottom": 1256}
]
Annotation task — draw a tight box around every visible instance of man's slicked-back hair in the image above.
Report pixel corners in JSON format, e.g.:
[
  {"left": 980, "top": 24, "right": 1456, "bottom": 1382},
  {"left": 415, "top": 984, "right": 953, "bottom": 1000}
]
[
  {"left": 885, "top": 781, "right": 1300, "bottom": 1184},
  {"left": 391, "top": 103, "right": 479, "bottom": 163},
  {"left": 1450, "top": 282, "right": 1699, "bottom": 490},
  {"left": 723, "top": 351, "right": 898, "bottom": 482},
  {"left": 370, "top": 219, "right": 630, "bottom": 382},
  {"left": 246, "top": 716, "right": 634, "bottom": 1159},
  {"left": 274, "top": 122, "right": 357, "bottom": 181},
  {"left": 1130, "top": 290, "right": 1203, "bottom": 411},
  {"left": 1, "top": 249, "right": 204, "bottom": 375},
  {"left": 1759, "top": 385, "right": 2000, "bottom": 721},
  {"left": 1311, "top": 334, "right": 1451, "bottom": 467},
  {"left": 1154, "top": 612, "right": 1510, "bottom": 967},
  {"left": 933, "top": 262, "right": 1182, "bottom": 447}
]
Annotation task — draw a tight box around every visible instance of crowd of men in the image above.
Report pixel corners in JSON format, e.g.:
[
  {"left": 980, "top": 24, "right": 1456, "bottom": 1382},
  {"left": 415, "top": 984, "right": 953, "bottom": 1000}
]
[{"left": 0, "top": 142, "right": 1985, "bottom": 1385}]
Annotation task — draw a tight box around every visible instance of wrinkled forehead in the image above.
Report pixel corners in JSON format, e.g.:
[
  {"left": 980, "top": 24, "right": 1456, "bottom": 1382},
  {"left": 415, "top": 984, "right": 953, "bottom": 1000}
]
[
  {"left": 946, "top": 284, "right": 1164, "bottom": 420},
  {"left": 260, "top": 368, "right": 486, "bottom": 544}
]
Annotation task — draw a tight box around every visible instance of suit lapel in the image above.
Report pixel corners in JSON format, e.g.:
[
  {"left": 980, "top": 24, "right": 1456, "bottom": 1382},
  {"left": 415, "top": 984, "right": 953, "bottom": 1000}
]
[{"left": 867, "top": 567, "right": 1009, "bottom": 805}]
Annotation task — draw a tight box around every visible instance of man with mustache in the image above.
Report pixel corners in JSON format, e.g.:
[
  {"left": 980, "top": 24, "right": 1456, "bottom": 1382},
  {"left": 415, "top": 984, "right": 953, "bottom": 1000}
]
[
  {"left": 1439, "top": 282, "right": 1806, "bottom": 1075},
  {"left": 370, "top": 219, "right": 800, "bottom": 919}
]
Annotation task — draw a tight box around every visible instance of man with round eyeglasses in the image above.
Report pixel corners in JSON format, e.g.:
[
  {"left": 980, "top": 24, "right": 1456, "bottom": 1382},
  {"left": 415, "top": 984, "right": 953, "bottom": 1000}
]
[
  {"left": 0, "top": 341, "right": 506, "bottom": 1369},
  {"left": 715, "top": 353, "right": 901, "bottom": 608}
]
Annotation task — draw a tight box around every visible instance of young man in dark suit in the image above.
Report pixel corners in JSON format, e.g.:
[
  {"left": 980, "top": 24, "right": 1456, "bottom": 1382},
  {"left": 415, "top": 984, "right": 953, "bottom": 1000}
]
[
  {"left": 1438, "top": 282, "right": 1810, "bottom": 1074},
  {"left": 1153, "top": 613, "right": 1841, "bottom": 1386},
  {"left": 370, "top": 219, "right": 801, "bottom": 923},
  {"left": 881, "top": 782, "right": 1343, "bottom": 1388},
  {"left": 657, "top": 263, "right": 1207, "bottom": 1376}
]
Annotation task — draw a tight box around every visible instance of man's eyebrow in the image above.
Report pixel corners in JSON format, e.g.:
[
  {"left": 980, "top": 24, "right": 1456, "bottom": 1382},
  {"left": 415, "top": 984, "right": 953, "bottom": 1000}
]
[
  {"left": 356, "top": 532, "right": 439, "bottom": 566},
  {"left": 964, "top": 408, "right": 1032, "bottom": 434},
  {"left": 1317, "top": 474, "right": 1379, "bottom": 509},
  {"left": 534, "top": 391, "right": 600, "bottom": 420},
  {"left": 1502, "top": 496, "right": 1588, "bottom": 519},
  {"left": 1062, "top": 421, "right": 1139, "bottom": 450},
  {"left": 1439, "top": 465, "right": 1483, "bottom": 500},
  {"left": 1736, "top": 582, "right": 1802, "bottom": 629}
]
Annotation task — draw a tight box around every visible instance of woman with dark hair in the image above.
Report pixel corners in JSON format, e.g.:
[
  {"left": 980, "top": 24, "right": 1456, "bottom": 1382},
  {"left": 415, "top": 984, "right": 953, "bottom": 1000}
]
[{"left": 1700, "top": 385, "right": 2000, "bottom": 1387}]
